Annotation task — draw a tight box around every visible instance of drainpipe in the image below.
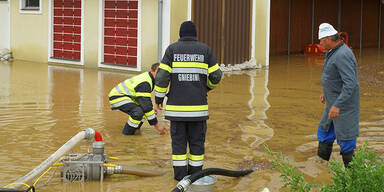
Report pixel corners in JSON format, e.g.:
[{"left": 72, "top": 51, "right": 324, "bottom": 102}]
[
  {"left": 360, "top": 0, "right": 363, "bottom": 51},
  {"left": 379, "top": 1, "right": 382, "bottom": 49},
  {"left": 158, "top": 0, "right": 163, "bottom": 62},
  {"left": 311, "top": 0, "right": 314, "bottom": 44},
  {"left": 337, "top": 0, "right": 341, "bottom": 31},
  {"left": 287, "top": 0, "right": 291, "bottom": 55}
]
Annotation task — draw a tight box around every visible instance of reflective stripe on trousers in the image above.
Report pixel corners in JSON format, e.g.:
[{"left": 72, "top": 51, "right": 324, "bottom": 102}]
[
  {"left": 172, "top": 154, "right": 187, "bottom": 167},
  {"left": 188, "top": 154, "right": 204, "bottom": 166}
]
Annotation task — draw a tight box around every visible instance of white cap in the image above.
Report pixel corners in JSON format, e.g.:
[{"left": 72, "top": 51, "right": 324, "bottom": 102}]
[{"left": 318, "top": 23, "right": 338, "bottom": 39}]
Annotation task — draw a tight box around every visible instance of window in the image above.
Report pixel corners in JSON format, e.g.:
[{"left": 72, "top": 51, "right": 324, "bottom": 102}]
[{"left": 21, "top": 0, "right": 40, "bottom": 11}]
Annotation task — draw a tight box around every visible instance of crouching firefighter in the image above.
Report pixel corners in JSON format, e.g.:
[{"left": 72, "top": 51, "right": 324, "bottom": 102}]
[
  {"left": 154, "top": 21, "right": 223, "bottom": 181},
  {"left": 108, "top": 63, "right": 167, "bottom": 135}
]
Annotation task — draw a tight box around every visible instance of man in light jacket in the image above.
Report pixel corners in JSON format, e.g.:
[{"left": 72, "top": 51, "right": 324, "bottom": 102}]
[{"left": 316, "top": 23, "right": 360, "bottom": 167}]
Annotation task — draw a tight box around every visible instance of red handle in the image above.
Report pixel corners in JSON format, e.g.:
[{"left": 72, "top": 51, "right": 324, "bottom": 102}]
[{"left": 94, "top": 130, "right": 103, "bottom": 141}]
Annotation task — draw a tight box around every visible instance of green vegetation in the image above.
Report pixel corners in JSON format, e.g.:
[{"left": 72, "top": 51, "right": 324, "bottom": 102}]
[{"left": 265, "top": 142, "right": 384, "bottom": 192}]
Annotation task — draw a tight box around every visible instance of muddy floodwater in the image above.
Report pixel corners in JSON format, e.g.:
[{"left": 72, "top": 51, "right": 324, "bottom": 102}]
[{"left": 1, "top": 49, "right": 384, "bottom": 192}]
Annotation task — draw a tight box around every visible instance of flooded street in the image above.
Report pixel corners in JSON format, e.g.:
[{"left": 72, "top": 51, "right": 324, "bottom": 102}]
[{"left": 1, "top": 48, "right": 384, "bottom": 192}]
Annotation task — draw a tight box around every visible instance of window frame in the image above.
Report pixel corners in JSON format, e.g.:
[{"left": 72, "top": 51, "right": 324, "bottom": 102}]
[{"left": 19, "top": 0, "right": 42, "bottom": 14}]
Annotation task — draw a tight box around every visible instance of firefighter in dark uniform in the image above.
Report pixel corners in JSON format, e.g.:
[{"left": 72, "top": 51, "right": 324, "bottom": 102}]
[
  {"left": 155, "top": 21, "right": 223, "bottom": 181},
  {"left": 109, "top": 63, "right": 167, "bottom": 135}
]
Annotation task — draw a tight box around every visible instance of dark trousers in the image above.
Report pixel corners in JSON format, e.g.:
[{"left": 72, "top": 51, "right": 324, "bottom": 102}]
[
  {"left": 171, "top": 121, "right": 207, "bottom": 181},
  {"left": 118, "top": 103, "right": 144, "bottom": 135}
]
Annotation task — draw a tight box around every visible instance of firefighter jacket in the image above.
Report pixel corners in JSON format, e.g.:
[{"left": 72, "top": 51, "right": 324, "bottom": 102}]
[
  {"left": 155, "top": 36, "right": 222, "bottom": 121},
  {"left": 109, "top": 72, "right": 158, "bottom": 125}
]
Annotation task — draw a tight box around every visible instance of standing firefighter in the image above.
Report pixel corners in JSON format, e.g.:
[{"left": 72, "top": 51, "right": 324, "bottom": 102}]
[
  {"left": 155, "top": 21, "right": 222, "bottom": 180},
  {"left": 108, "top": 63, "right": 167, "bottom": 135},
  {"left": 316, "top": 23, "right": 360, "bottom": 167}
]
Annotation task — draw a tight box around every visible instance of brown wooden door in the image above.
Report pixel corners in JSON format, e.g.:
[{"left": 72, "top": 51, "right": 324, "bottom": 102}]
[
  {"left": 362, "top": 0, "right": 380, "bottom": 48},
  {"left": 193, "top": 0, "right": 251, "bottom": 65},
  {"left": 270, "top": 0, "right": 289, "bottom": 55},
  {"left": 341, "top": 0, "right": 361, "bottom": 49}
]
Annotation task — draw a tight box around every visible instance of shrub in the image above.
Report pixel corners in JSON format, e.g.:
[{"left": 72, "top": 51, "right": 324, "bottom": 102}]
[{"left": 265, "top": 142, "right": 384, "bottom": 192}]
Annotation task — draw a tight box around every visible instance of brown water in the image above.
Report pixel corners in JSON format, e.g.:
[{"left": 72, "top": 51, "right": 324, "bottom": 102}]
[{"left": 0, "top": 48, "right": 383, "bottom": 192}]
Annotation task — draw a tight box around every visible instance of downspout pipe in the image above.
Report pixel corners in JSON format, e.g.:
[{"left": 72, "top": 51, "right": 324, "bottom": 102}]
[
  {"left": 10, "top": 128, "right": 97, "bottom": 189},
  {"left": 379, "top": 1, "right": 382, "bottom": 49},
  {"left": 158, "top": 0, "right": 163, "bottom": 62}
]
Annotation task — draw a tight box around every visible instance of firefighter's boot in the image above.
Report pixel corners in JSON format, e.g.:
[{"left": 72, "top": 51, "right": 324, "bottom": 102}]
[{"left": 122, "top": 123, "right": 136, "bottom": 135}]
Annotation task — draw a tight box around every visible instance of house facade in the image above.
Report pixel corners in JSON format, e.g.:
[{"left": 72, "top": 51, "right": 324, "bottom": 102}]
[{"left": 1, "top": 0, "right": 270, "bottom": 71}]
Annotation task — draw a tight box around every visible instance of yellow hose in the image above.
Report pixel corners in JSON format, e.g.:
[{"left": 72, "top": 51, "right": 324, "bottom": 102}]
[
  {"left": 109, "top": 156, "right": 119, "bottom": 160},
  {"left": 3, "top": 156, "right": 67, "bottom": 190},
  {"left": 52, "top": 163, "right": 63, "bottom": 167},
  {"left": 103, "top": 163, "right": 116, "bottom": 167},
  {"left": 33, "top": 166, "right": 53, "bottom": 187},
  {"left": 3, "top": 182, "right": 30, "bottom": 189}
]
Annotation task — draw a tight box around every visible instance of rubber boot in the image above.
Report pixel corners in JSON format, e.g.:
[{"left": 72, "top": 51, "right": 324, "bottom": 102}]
[
  {"left": 188, "top": 165, "right": 203, "bottom": 175},
  {"left": 317, "top": 141, "right": 333, "bottom": 161},
  {"left": 342, "top": 150, "right": 354, "bottom": 168},
  {"left": 173, "top": 166, "right": 188, "bottom": 181},
  {"left": 122, "top": 123, "right": 136, "bottom": 135}
]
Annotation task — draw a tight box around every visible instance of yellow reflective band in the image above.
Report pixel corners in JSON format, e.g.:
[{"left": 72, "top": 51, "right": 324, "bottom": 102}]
[
  {"left": 208, "top": 79, "right": 217, "bottom": 88},
  {"left": 108, "top": 88, "right": 124, "bottom": 98},
  {"left": 118, "top": 83, "right": 130, "bottom": 95},
  {"left": 208, "top": 64, "right": 220, "bottom": 74},
  {"left": 145, "top": 110, "right": 155, "bottom": 117},
  {"left": 166, "top": 105, "right": 208, "bottom": 111},
  {"left": 136, "top": 92, "right": 151, "bottom": 97},
  {"left": 109, "top": 96, "right": 132, "bottom": 104},
  {"left": 173, "top": 62, "right": 208, "bottom": 69},
  {"left": 159, "top": 63, "right": 172, "bottom": 73},
  {"left": 172, "top": 154, "right": 187, "bottom": 160},
  {"left": 103, "top": 163, "right": 116, "bottom": 167},
  {"left": 189, "top": 154, "right": 204, "bottom": 161},
  {"left": 155, "top": 85, "right": 167, "bottom": 93},
  {"left": 129, "top": 116, "right": 141, "bottom": 124}
]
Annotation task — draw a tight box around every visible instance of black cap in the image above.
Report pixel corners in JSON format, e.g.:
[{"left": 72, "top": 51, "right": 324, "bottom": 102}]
[{"left": 179, "top": 21, "right": 197, "bottom": 38}]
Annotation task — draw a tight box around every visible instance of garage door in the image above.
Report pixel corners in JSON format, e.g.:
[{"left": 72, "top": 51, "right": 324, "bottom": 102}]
[
  {"left": 103, "top": 0, "right": 138, "bottom": 67},
  {"left": 52, "top": 0, "right": 82, "bottom": 61},
  {"left": 193, "top": 0, "right": 251, "bottom": 65}
]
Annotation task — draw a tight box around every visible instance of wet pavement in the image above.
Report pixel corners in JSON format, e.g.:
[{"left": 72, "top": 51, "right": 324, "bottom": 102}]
[{"left": 0, "top": 48, "right": 383, "bottom": 192}]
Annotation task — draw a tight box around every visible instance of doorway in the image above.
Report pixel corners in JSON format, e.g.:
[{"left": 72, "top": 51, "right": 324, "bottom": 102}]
[{"left": 0, "top": 0, "right": 10, "bottom": 49}]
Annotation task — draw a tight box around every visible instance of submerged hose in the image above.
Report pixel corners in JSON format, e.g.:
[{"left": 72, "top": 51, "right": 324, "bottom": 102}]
[
  {"left": 171, "top": 168, "right": 254, "bottom": 192},
  {"left": 106, "top": 165, "right": 165, "bottom": 177}
]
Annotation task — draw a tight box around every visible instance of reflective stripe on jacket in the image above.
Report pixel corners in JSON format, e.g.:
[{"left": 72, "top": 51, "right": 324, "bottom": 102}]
[
  {"left": 109, "top": 72, "right": 158, "bottom": 125},
  {"left": 155, "top": 36, "right": 222, "bottom": 121}
]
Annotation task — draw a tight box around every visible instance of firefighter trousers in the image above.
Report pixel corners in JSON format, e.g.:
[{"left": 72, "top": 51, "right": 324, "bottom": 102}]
[
  {"left": 171, "top": 120, "right": 207, "bottom": 181},
  {"left": 118, "top": 103, "right": 145, "bottom": 135}
]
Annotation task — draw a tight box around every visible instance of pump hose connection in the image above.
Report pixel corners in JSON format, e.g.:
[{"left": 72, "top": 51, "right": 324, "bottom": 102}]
[{"left": 171, "top": 168, "right": 254, "bottom": 192}]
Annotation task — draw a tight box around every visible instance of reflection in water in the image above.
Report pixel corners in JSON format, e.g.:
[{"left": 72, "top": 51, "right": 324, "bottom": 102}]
[
  {"left": 0, "top": 48, "right": 383, "bottom": 192},
  {"left": 238, "top": 70, "right": 273, "bottom": 156},
  {"left": 0, "top": 62, "right": 10, "bottom": 103}
]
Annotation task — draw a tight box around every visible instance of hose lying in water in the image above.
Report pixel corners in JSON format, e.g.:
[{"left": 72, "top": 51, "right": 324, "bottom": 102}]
[
  {"left": 106, "top": 165, "right": 165, "bottom": 177},
  {"left": 171, "top": 168, "right": 254, "bottom": 192}
]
